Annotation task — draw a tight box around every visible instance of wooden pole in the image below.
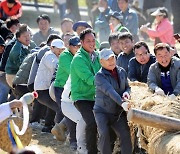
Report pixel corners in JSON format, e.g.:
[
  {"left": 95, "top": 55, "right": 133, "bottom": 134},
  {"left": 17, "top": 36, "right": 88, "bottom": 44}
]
[{"left": 127, "top": 108, "right": 180, "bottom": 131}]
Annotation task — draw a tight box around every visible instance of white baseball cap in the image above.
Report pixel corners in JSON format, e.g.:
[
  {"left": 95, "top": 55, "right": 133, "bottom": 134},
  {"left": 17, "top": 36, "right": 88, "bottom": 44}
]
[
  {"left": 99, "top": 48, "right": 115, "bottom": 60},
  {"left": 151, "top": 7, "right": 167, "bottom": 17},
  {"left": 51, "top": 39, "right": 65, "bottom": 49}
]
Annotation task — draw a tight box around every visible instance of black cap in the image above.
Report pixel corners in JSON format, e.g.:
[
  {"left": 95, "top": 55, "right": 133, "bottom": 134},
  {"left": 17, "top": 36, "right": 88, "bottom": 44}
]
[
  {"left": 69, "top": 36, "right": 81, "bottom": 46},
  {"left": 106, "top": 11, "right": 123, "bottom": 21},
  {"left": 72, "top": 21, "right": 92, "bottom": 31},
  {"left": 0, "top": 36, "right": 5, "bottom": 46},
  {"left": 7, "top": 0, "right": 16, "bottom": 4},
  {"left": 100, "top": 41, "right": 110, "bottom": 51}
]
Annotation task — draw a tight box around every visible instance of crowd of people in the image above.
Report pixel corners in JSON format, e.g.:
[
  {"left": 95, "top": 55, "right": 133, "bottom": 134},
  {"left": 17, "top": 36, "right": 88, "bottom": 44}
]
[{"left": 0, "top": 0, "right": 180, "bottom": 154}]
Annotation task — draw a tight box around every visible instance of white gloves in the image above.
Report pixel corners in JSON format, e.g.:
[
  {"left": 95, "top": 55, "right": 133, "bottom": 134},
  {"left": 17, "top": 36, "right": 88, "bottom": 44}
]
[
  {"left": 155, "top": 87, "right": 165, "bottom": 96},
  {"left": 168, "top": 94, "right": 176, "bottom": 100},
  {"left": 121, "top": 102, "right": 131, "bottom": 111},
  {"left": 122, "top": 92, "right": 131, "bottom": 111},
  {"left": 122, "top": 92, "right": 130, "bottom": 100}
]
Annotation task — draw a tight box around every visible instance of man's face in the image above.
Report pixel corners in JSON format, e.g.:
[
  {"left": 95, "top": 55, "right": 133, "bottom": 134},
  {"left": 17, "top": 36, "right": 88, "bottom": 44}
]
[
  {"left": 63, "top": 34, "right": 74, "bottom": 48},
  {"left": 76, "top": 26, "right": 86, "bottom": 36},
  {"left": 9, "top": 24, "right": 20, "bottom": 34},
  {"left": 69, "top": 45, "right": 81, "bottom": 55},
  {"left": 7, "top": 3, "right": 14, "bottom": 8},
  {"left": 156, "top": 48, "right": 171, "bottom": 67},
  {"left": 18, "top": 31, "right": 31, "bottom": 46},
  {"left": 61, "top": 21, "right": 73, "bottom": 34},
  {"left": 98, "top": 0, "right": 107, "bottom": 9},
  {"left": 155, "top": 15, "right": 164, "bottom": 24},
  {"left": 110, "top": 39, "right": 121, "bottom": 55},
  {"left": 51, "top": 47, "right": 65, "bottom": 57},
  {"left": 119, "top": 38, "right": 133, "bottom": 54},
  {"left": 81, "top": 33, "right": 95, "bottom": 53},
  {"left": 118, "top": 0, "right": 128, "bottom": 12},
  {"left": 135, "top": 46, "right": 150, "bottom": 65},
  {"left": 38, "top": 19, "right": 50, "bottom": 34},
  {"left": 0, "top": 45, "right": 5, "bottom": 54},
  {"left": 100, "top": 56, "right": 116, "bottom": 71}
]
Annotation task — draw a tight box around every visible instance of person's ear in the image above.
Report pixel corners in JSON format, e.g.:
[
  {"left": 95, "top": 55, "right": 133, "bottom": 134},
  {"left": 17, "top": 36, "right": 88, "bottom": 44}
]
[
  {"left": 50, "top": 46, "right": 54, "bottom": 50},
  {"left": 100, "top": 59, "right": 103, "bottom": 65},
  {"left": 132, "top": 40, "right": 135, "bottom": 45},
  {"left": 80, "top": 40, "right": 83, "bottom": 45}
]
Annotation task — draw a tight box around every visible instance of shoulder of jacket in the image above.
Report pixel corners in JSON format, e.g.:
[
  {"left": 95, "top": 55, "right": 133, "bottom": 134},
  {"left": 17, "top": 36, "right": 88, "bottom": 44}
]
[
  {"left": 49, "top": 27, "right": 59, "bottom": 33},
  {"left": 12, "top": 41, "right": 22, "bottom": 50},
  {"left": 60, "top": 50, "right": 70, "bottom": 56},
  {"left": 172, "top": 57, "right": 180, "bottom": 66},
  {"left": 128, "top": 8, "right": 137, "bottom": 14},
  {"left": 129, "top": 56, "right": 136, "bottom": 62},
  {"left": 117, "top": 65, "right": 126, "bottom": 73},
  {"left": 117, "top": 52, "right": 124, "bottom": 58},
  {"left": 150, "top": 61, "right": 158, "bottom": 68},
  {"left": 43, "top": 50, "right": 53, "bottom": 57},
  {"left": 1, "top": 0, "right": 6, "bottom": 5},
  {"left": 33, "top": 31, "right": 41, "bottom": 37},
  {"left": 15, "top": 1, "right": 22, "bottom": 6},
  {"left": 96, "top": 68, "right": 107, "bottom": 78}
]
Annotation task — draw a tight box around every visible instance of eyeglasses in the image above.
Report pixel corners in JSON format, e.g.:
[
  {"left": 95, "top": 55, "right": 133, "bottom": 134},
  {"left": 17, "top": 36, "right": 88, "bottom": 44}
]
[{"left": 135, "top": 52, "right": 148, "bottom": 58}]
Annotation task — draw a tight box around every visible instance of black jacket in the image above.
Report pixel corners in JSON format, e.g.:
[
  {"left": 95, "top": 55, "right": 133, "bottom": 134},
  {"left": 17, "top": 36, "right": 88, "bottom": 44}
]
[{"left": 128, "top": 54, "right": 156, "bottom": 83}]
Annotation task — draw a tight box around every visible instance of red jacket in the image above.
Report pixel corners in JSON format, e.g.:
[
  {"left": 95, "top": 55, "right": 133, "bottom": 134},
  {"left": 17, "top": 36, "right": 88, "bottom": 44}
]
[{"left": 0, "top": 0, "right": 22, "bottom": 20}]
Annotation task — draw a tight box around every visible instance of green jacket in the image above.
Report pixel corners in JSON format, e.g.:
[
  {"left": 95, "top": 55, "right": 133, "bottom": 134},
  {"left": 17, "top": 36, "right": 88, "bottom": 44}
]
[
  {"left": 95, "top": 39, "right": 100, "bottom": 50},
  {"left": 117, "top": 25, "right": 129, "bottom": 33},
  {"left": 5, "top": 40, "right": 36, "bottom": 74},
  {"left": 54, "top": 49, "right": 73, "bottom": 88},
  {"left": 70, "top": 47, "right": 101, "bottom": 101}
]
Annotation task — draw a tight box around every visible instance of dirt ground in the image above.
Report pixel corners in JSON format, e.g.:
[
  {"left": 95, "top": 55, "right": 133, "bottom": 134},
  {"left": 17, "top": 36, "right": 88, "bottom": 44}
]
[
  {"left": 0, "top": 115, "right": 76, "bottom": 154},
  {"left": 24, "top": 127, "right": 76, "bottom": 154}
]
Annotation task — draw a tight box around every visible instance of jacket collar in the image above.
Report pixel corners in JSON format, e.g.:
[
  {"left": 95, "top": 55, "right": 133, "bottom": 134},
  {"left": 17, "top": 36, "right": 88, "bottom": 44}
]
[
  {"left": 101, "top": 66, "right": 118, "bottom": 75},
  {"left": 80, "top": 47, "right": 98, "bottom": 62},
  {"left": 114, "top": 23, "right": 122, "bottom": 32},
  {"left": 122, "top": 50, "right": 134, "bottom": 56}
]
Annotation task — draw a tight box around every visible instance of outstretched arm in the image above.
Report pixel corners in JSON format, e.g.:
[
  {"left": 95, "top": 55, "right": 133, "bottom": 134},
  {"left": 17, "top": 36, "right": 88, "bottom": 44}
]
[{"left": 0, "top": 100, "right": 22, "bottom": 123}]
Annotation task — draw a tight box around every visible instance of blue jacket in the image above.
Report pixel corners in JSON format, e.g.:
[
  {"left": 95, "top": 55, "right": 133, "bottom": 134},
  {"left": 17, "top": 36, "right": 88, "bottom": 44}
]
[
  {"left": 116, "top": 51, "right": 135, "bottom": 73},
  {"left": 147, "top": 57, "right": 180, "bottom": 96},
  {"left": 95, "top": 7, "right": 111, "bottom": 43},
  {"left": 122, "top": 8, "right": 139, "bottom": 41},
  {"left": 94, "top": 66, "right": 130, "bottom": 114},
  {"left": 128, "top": 54, "right": 156, "bottom": 83}
]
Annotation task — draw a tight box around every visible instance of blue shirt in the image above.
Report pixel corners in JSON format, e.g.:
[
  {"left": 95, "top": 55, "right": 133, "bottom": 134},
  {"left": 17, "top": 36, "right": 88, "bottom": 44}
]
[
  {"left": 116, "top": 51, "right": 135, "bottom": 73},
  {"left": 161, "top": 71, "right": 173, "bottom": 95}
]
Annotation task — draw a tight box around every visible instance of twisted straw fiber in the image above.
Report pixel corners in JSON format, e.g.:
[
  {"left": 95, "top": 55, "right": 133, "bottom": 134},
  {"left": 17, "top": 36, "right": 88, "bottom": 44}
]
[
  {"left": 129, "top": 81, "right": 180, "bottom": 154},
  {"left": 0, "top": 116, "right": 32, "bottom": 152}
]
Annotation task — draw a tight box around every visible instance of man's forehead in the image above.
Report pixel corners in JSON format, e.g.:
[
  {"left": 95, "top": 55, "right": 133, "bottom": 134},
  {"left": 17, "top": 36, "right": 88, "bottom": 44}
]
[
  {"left": 111, "top": 39, "right": 119, "bottom": 43},
  {"left": 156, "top": 48, "right": 169, "bottom": 54},
  {"left": 135, "top": 46, "right": 146, "bottom": 51},
  {"left": 119, "top": 38, "right": 132, "bottom": 42},
  {"left": 84, "top": 33, "right": 95, "bottom": 38}
]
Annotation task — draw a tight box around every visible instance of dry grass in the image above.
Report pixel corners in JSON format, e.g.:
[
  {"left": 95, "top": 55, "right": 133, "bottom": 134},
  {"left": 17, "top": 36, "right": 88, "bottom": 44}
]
[{"left": 129, "top": 82, "right": 180, "bottom": 154}]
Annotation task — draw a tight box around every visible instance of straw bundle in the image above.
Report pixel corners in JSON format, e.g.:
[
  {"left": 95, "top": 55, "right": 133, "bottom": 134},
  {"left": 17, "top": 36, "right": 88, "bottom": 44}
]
[
  {"left": 0, "top": 116, "right": 32, "bottom": 152},
  {"left": 129, "top": 81, "right": 180, "bottom": 154}
]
